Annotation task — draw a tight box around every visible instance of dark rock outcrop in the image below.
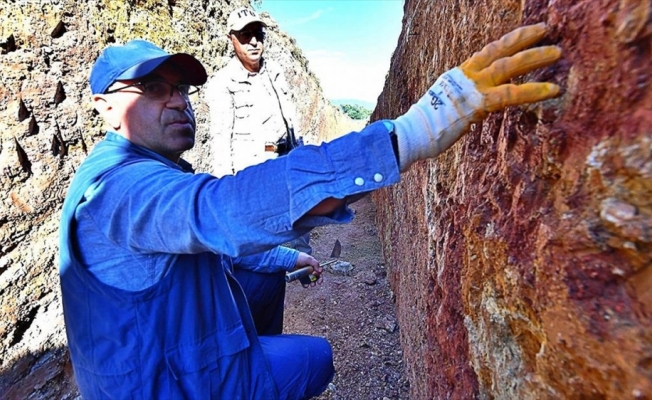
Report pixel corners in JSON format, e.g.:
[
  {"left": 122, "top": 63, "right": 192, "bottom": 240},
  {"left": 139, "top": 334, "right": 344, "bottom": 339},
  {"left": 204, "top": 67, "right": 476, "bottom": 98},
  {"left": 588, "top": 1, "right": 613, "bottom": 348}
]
[{"left": 0, "top": 1, "right": 356, "bottom": 397}]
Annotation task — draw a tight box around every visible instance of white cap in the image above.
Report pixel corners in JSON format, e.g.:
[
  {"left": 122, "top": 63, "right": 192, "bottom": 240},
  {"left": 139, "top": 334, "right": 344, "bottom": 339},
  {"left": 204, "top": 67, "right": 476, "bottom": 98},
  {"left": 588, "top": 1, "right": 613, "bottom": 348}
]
[{"left": 227, "top": 7, "right": 267, "bottom": 32}]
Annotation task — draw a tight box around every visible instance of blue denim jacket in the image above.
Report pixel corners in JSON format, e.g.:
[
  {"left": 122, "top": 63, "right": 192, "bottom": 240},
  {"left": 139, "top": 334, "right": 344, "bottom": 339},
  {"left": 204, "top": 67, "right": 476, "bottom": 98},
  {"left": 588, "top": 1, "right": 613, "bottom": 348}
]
[{"left": 58, "top": 120, "right": 400, "bottom": 398}]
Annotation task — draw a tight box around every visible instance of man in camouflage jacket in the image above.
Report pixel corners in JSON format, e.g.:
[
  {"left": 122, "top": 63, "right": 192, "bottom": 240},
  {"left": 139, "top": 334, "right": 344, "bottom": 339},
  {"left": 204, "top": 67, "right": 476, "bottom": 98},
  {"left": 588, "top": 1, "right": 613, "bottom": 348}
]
[{"left": 206, "top": 7, "right": 310, "bottom": 253}]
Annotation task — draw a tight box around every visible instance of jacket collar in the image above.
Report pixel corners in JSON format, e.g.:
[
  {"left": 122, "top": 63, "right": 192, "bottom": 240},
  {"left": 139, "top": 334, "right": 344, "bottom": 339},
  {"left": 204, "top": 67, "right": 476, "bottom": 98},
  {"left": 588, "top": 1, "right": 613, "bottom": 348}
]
[{"left": 228, "top": 56, "right": 267, "bottom": 82}]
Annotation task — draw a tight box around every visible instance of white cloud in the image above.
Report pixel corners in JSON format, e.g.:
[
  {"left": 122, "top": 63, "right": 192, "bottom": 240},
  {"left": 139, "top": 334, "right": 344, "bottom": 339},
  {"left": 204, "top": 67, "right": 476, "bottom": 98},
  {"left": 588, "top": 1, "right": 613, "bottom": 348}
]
[
  {"left": 305, "top": 49, "right": 388, "bottom": 104},
  {"left": 286, "top": 7, "right": 333, "bottom": 27}
]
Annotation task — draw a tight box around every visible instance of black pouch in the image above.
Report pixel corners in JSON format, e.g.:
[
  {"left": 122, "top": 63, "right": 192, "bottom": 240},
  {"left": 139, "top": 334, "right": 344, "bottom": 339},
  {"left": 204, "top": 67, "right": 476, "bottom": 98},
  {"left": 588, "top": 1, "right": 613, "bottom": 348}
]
[
  {"left": 276, "top": 138, "right": 288, "bottom": 155},
  {"left": 275, "top": 128, "right": 303, "bottom": 156}
]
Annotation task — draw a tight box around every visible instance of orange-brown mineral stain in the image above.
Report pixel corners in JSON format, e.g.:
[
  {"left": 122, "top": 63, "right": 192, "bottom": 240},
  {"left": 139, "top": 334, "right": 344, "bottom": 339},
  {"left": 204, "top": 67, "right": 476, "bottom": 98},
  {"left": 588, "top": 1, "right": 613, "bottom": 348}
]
[
  {"left": 10, "top": 192, "right": 33, "bottom": 213},
  {"left": 616, "top": 0, "right": 651, "bottom": 43}
]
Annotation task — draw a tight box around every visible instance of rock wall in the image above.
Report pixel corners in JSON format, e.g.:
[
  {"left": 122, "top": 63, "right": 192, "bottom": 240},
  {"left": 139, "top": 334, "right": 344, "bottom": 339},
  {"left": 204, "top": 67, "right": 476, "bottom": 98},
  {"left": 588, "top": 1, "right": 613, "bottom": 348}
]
[
  {"left": 372, "top": 0, "right": 652, "bottom": 398},
  {"left": 0, "top": 0, "right": 356, "bottom": 397}
]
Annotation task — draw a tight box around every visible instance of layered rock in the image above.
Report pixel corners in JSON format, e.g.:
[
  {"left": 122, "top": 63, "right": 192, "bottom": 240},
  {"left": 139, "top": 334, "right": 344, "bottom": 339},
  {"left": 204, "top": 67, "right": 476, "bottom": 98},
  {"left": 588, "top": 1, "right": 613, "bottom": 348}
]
[
  {"left": 372, "top": 0, "right": 652, "bottom": 398},
  {"left": 0, "top": 0, "right": 355, "bottom": 397}
]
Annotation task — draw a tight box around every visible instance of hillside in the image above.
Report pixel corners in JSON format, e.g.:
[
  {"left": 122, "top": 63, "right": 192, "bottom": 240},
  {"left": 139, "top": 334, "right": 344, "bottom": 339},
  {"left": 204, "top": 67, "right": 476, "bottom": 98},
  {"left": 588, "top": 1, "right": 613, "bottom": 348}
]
[{"left": 0, "top": 0, "right": 367, "bottom": 397}]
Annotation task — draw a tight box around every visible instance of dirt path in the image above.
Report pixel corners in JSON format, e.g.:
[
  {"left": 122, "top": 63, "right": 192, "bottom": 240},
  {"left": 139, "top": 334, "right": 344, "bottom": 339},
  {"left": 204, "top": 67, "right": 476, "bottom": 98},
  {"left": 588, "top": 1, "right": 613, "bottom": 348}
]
[{"left": 284, "top": 195, "right": 410, "bottom": 399}]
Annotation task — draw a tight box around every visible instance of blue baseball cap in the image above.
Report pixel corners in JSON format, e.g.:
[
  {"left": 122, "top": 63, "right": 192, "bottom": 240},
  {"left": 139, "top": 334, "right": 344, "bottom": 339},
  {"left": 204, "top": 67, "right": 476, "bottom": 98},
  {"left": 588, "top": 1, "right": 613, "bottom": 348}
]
[{"left": 89, "top": 39, "right": 207, "bottom": 94}]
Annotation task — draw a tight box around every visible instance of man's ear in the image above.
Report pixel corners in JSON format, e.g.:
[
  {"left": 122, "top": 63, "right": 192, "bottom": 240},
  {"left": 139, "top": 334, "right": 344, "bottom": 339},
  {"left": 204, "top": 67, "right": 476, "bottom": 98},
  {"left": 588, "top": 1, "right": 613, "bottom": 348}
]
[{"left": 92, "top": 94, "right": 121, "bottom": 130}]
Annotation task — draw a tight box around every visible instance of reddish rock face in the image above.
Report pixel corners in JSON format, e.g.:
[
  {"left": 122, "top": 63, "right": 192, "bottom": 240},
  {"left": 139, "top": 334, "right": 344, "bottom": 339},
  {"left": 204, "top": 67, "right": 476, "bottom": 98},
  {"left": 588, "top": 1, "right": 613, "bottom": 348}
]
[{"left": 372, "top": 0, "right": 652, "bottom": 398}]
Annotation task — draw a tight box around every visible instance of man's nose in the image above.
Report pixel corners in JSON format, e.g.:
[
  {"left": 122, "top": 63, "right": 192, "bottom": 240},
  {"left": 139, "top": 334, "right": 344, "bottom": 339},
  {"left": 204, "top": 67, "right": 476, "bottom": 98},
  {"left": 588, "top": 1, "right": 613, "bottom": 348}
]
[{"left": 166, "top": 89, "right": 189, "bottom": 110}]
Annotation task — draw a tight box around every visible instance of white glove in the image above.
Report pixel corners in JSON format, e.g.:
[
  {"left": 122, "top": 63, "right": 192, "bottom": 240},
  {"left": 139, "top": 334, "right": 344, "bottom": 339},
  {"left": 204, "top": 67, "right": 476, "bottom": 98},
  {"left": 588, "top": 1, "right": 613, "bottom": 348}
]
[{"left": 393, "top": 23, "right": 562, "bottom": 171}]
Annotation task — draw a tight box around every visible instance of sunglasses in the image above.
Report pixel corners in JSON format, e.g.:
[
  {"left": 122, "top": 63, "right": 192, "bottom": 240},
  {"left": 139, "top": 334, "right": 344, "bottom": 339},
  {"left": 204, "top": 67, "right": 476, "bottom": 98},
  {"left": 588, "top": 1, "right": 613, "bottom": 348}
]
[{"left": 232, "top": 28, "right": 265, "bottom": 42}]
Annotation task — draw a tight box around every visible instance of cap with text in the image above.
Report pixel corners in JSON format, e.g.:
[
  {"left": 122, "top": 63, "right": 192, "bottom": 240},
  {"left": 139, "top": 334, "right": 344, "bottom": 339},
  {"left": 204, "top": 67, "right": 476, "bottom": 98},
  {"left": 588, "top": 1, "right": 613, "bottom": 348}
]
[
  {"left": 227, "top": 7, "right": 267, "bottom": 32},
  {"left": 89, "top": 39, "right": 207, "bottom": 95}
]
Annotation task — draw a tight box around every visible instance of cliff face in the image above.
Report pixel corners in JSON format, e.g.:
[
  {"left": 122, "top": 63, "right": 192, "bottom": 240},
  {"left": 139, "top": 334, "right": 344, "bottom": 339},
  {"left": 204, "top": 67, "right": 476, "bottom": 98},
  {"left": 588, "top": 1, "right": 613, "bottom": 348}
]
[
  {"left": 372, "top": 0, "right": 652, "bottom": 398},
  {"left": 0, "top": 0, "right": 355, "bottom": 397}
]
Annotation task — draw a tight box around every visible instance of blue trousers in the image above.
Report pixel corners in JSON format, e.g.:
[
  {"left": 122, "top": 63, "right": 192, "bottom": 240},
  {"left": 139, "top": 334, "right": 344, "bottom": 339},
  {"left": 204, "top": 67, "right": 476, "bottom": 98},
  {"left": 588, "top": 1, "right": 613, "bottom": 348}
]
[{"left": 234, "top": 269, "right": 334, "bottom": 400}]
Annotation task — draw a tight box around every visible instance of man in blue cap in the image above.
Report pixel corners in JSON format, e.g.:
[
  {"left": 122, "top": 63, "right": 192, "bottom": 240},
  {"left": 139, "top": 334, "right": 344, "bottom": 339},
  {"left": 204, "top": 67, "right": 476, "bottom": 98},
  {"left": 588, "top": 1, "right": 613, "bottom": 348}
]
[
  {"left": 60, "top": 39, "right": 330, "bottom": 399},
  {"left": 60, "top": 22, "right": 562, "bottom": 399}
]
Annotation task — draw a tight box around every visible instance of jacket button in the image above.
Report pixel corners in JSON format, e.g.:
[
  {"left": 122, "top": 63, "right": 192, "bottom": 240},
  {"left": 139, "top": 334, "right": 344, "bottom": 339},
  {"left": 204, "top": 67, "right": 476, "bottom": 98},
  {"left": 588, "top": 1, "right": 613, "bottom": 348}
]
[
  {"left": 354, "top": 177, "right": 365, "bottom": 186},
  {"left": 374, "top": 173, "right": 383, "bottom": 183}
]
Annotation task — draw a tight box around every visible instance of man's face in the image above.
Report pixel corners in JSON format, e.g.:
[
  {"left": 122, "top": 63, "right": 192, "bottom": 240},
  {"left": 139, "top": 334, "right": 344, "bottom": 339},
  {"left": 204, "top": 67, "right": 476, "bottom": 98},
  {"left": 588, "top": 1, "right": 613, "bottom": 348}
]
[
  {"left": 230, "top": 22, "right": 265, "bottom": 71},
  {"left": 93, "top": 63, "right": 197, "bottom": 162}
]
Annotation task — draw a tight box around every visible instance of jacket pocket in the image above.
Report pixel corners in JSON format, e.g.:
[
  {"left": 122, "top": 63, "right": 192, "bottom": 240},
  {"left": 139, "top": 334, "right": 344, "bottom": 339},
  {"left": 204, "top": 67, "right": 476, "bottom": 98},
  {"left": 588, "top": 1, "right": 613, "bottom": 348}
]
[
  {"left": 231, "top": 86, "right": 253, "bottom": 122},
  {"left": 164, "top": 324, "right": 251, "bottom": 398},
  {"left": 72, "top": 359, "right": 138, "bottom": 399},
  {"left": 165, "top": 323, "right": 249, "bottom": 375}
]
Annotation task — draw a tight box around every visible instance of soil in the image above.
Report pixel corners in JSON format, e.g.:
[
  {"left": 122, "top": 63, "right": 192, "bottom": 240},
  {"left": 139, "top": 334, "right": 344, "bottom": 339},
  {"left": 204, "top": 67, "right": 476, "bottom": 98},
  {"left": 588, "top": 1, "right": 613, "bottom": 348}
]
[{"left": 283, "top": 195, "right": 410, "bottom": 400}]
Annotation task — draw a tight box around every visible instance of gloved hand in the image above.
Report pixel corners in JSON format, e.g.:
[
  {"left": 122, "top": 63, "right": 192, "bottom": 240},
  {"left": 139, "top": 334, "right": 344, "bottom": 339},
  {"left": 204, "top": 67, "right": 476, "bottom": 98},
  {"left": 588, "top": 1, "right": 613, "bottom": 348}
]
[{"left": 393, "top": 22, "right": 562, "bottom": 171}]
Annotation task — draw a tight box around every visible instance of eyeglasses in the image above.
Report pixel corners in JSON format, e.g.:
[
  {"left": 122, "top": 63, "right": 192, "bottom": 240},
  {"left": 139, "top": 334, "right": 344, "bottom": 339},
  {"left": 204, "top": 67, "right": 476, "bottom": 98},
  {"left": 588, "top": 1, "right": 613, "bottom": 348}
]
[
  {"left": 232, "top": 28, "right": 265, "bottom": 42},
  {"left": 105, "top": 81, "right": 200, "bottom": 101}
]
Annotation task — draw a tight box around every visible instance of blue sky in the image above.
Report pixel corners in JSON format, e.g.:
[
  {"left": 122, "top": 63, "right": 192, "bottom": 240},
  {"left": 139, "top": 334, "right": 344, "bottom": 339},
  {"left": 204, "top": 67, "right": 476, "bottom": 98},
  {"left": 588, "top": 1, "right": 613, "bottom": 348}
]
[{"left": 255, "top": 0, "right": 405, "bottom": 107}]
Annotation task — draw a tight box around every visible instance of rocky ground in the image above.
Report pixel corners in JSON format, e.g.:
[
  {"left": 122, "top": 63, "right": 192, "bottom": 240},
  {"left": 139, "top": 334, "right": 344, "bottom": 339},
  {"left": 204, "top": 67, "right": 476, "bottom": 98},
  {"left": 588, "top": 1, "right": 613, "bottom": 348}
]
[{"left": 284, "top": 195, "right": 410, "bottom": 400}]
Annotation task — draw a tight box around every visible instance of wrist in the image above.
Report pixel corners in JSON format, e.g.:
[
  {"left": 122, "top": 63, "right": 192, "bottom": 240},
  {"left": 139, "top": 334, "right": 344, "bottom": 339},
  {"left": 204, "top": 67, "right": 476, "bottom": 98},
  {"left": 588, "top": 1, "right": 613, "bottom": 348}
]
[{"left": 393, "top": 68, "right": 483, "bottom": 171}]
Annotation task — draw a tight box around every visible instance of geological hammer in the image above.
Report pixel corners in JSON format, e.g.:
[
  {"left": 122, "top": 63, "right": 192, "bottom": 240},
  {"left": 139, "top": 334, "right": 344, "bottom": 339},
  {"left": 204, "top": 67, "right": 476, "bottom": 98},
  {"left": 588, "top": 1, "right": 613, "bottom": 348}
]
[{"left": 286, "top": 239, "right": 341, "bottom": 287}]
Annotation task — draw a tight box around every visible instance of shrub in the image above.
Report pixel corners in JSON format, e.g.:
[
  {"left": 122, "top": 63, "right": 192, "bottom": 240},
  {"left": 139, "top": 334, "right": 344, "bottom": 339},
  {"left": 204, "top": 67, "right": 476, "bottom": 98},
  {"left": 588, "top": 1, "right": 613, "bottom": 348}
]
[{"left": 340, "top": 104, "right": 372, "bottom": 120}]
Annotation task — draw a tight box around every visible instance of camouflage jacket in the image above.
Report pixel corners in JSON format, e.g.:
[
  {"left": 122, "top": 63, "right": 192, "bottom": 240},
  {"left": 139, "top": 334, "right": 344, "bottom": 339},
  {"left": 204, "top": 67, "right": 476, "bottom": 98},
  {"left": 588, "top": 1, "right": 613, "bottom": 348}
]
[{"left": 205, "top": 57, "right": 299, "bottom": 176}]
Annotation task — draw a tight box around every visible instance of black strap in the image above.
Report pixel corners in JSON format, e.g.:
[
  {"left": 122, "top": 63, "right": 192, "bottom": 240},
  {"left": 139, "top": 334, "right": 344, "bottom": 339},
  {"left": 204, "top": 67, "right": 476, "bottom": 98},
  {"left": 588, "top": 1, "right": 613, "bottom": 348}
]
[
  {"left": 265, "top": 65, "right": 297, "bottom": 148},
  {"left": 389, "top": 128, "right": 400, "bottom": 167}
]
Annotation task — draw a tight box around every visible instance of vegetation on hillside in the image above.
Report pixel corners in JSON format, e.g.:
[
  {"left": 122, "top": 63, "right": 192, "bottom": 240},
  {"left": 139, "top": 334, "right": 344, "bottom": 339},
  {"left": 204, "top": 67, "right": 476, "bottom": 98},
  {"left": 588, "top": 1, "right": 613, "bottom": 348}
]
[{"left": 340, "top": 103, "right": 372, "bottom": 120}]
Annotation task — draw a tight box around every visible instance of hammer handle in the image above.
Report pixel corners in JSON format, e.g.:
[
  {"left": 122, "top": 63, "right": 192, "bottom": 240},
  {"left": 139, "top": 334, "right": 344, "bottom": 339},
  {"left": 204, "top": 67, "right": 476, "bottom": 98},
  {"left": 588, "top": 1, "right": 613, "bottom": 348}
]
[{"left": 285, "top": 266, "right": 313, "bottom": 283}]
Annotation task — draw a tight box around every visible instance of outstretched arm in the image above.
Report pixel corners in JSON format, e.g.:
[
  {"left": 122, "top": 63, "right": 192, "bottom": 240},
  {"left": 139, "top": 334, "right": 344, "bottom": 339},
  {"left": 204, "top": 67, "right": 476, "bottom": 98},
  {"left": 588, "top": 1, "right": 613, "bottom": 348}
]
[
  {"left": 82, "top": 25, "right": 561, "bottom": 259},
  {"left": 305, "top": 23, "right": 562, "bottom": 215}
]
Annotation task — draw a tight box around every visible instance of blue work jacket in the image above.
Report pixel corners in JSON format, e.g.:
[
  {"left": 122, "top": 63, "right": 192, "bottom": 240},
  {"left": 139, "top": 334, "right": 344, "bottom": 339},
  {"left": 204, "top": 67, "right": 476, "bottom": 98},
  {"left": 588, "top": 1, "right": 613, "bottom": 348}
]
[{"left": 58, "top": 121, "right": 400, "bottom": 399}]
